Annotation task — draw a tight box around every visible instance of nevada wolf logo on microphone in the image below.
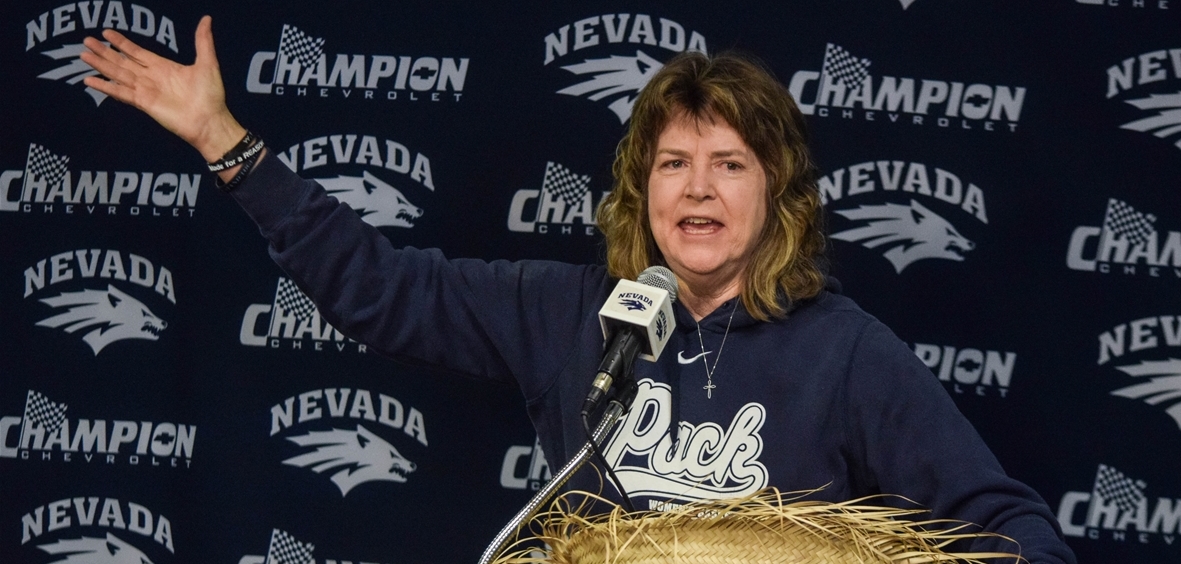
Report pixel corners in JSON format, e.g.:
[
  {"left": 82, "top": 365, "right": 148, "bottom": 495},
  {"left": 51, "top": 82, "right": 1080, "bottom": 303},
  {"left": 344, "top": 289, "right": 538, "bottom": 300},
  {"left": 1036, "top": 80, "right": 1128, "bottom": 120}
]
[
  {"left": 558, "top": 51, "right": 663, "bottom": 123},
  {"left": 283, "top": 424, "right": 417, "bottom": 496},
  {"left": 36, "top": 285, "right": 168, "bottom": 355},
  {"left": 831, "top": 199, "right": 974, "bottom": 273},
  {"left": 38, "top": 533, "right": 154, "bottom": 564},
  {"left": 620, "top": 298, "right": 647, "bottom": 311},
  {"left": 317, "top": 171, "right": 423, "bottom": 228}
]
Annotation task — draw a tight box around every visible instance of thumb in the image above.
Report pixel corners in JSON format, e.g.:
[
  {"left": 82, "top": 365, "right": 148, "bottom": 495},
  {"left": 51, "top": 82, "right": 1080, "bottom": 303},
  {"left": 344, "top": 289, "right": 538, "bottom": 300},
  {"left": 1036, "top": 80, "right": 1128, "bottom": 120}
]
[{"left": 194, "top": 15, "right": 218, "bottom": 67}]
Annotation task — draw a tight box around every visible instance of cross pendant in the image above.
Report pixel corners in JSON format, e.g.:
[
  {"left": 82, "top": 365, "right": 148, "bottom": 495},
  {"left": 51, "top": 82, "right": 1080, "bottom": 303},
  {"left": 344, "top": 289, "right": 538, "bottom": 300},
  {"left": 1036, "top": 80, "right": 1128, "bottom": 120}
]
[{"left": 703, "top": 380, "right": 716, "bottom": 399}]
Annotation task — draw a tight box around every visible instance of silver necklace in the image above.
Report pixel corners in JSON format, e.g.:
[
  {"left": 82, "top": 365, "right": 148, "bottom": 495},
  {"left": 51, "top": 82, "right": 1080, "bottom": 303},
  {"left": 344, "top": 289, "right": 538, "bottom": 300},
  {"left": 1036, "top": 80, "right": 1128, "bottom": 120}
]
[{"left": 696, "top": 300, "right": 738, "bottom": 399}]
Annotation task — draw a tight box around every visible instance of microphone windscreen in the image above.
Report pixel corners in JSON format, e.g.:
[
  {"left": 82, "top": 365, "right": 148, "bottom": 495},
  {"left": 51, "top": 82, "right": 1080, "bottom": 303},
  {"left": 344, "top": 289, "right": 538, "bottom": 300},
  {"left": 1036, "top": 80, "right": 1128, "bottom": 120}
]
[{"left": 637, "top": 266, "right": 678, "bottom": 302}]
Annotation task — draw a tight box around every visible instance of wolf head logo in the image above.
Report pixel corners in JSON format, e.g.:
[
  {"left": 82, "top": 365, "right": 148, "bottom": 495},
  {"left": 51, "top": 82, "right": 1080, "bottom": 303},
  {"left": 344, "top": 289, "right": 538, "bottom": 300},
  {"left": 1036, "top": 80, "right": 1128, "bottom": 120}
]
[
  {"left": 39, "top": 533, "right": 154, "bottom": 564},
  {"left": 317, "top": 171, "right": 423, "bottom": 228},
  {"left": 282, "top": 424, "right": 417, "bottom": 496},
  {"left": 1111, "top": 358, "right": 1181, "bottom": 431},
  {"left": 619, "top": 298, "right": 647, "bottom": 311},
  {"left": 831, "top": 199, "right": 974, "bottom": 273},
  {"left": 1120, "top": 92, "right": 1181, "bottom": 150},
  {"left": 37, "top": 43, "right": 109, "bottom": 106},
  {"left": 557, "top": 50, "right": 663, "bottom": 123},
  {"left": 35, "top": 285, "right": 167, "bottom": 355}
]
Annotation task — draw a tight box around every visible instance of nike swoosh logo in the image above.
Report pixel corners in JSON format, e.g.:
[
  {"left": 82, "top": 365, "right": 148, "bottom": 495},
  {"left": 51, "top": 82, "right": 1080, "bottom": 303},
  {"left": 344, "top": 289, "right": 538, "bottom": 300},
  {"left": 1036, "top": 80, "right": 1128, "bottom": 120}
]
[{"left": 677, "top": 351, "right": 711, "bottom": 364}]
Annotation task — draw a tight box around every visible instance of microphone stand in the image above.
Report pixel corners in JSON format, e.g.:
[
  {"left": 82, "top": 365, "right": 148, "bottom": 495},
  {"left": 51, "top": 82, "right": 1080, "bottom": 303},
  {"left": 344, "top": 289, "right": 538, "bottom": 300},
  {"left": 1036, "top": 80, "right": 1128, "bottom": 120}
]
[{"left": 477, "top": 384, "right": 636, "bottom": 564}]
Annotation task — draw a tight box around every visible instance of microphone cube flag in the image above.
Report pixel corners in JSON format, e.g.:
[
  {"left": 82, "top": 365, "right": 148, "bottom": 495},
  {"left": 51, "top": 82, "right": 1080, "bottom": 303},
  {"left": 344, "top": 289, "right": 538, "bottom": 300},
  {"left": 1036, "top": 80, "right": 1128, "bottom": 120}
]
[{"left": 598, "top": 279, "right": 676, "bottom": 362}]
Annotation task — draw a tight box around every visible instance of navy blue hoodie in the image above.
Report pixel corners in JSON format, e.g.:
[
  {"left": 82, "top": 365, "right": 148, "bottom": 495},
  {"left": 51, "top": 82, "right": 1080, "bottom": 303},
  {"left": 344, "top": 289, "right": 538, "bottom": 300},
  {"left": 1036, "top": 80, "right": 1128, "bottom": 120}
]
[{"left": 232, "top": 154, "right": 1075, "bottom": 563}]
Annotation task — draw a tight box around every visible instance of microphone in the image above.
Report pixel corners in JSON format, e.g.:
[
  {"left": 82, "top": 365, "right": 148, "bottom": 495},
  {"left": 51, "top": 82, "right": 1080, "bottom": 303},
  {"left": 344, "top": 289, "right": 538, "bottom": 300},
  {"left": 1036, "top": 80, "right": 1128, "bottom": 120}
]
[{"left": 582, "top": 266, "right": 678, "bottom": 416}]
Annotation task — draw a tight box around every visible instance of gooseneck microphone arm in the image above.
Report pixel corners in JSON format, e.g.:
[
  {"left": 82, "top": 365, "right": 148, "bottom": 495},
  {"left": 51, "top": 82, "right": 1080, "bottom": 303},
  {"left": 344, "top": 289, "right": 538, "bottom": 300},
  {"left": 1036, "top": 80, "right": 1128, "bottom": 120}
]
[
  {"left": 478, "top": 267, "right": 677, "bottom": 564},
  {"left": 477, "top": 394, "right": 633, "bottom": 564}
]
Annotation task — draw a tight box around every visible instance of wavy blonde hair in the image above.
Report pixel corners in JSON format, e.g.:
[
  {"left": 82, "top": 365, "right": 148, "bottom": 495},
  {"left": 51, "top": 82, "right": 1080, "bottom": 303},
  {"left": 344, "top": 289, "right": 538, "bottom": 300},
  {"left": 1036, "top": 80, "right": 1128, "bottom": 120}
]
[{"left": 597, "top": 51, "right": 827, "bottom": 320}]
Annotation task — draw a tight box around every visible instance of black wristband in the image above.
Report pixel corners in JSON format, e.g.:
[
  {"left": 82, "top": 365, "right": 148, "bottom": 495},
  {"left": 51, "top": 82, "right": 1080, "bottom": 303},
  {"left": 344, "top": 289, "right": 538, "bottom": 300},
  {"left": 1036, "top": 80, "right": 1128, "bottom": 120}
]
[
  {"left": 207, "top": 131, "right": 262, "bottom": 172},
  {"left": 214, "top": 142, "right": 263, "bottom": 193}
]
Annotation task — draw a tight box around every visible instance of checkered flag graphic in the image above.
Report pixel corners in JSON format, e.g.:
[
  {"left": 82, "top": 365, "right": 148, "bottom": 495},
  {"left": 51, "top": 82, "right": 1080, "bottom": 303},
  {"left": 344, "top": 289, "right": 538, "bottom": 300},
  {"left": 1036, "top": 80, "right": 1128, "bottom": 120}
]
[
  {"left": 541, "top": 161, "right": 591, "bottom": 207},
  {"left": 278, "top": 24, "right": 325, "bottom": 68},
  {"left": 25, "top": 143, "right": 70, "bottom": 187},
  {"left": 23, "top": 390, "right": 67, "bottom": 434},
  {"left": 822, "top": 43, "right": 872, "bottom": 90},
  {"left": 1093, "top": 464, "right": 1146, "bottom": 514},
  {"left": 1103, "top": 198, "right": 1157, "bottom": 247},
  {"left": 265, "top": 529, "right": 314, "bottom": 564},
  {"left": 274, "top": 278, "right": 317, "bottom": 320}
]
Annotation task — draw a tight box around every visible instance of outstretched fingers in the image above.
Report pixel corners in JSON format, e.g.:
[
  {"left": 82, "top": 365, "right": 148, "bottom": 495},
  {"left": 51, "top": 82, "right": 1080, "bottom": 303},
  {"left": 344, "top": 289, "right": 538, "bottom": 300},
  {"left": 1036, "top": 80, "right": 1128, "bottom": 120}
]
[
  {"left": 80, "top": 26, "right": 183, "bottom": 112},
  {"left": 79, "top": 40, "right": 138, "bottom": 104},
  {"left": 81, "top": 73, "right": 134, "bottom": 105},
  {"left": 78, "top": 16, "right": 240, "bottom": 154},
  {"left": 80, "top": 39, "right": 128, "bottom": 75},
  {"left": 99, "top": 27, "right": 160, "bottom": 68}
]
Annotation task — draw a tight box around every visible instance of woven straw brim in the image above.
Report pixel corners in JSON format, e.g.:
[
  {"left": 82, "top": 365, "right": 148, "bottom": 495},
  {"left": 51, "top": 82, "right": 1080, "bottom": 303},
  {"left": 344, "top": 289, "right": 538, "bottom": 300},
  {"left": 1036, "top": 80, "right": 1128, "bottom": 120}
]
[
  {"left": 494, "top": 489, "right": 1023, "bottom": 564},
  {"left": 565, "top": 517, "right": 890, "bottom": 563}
]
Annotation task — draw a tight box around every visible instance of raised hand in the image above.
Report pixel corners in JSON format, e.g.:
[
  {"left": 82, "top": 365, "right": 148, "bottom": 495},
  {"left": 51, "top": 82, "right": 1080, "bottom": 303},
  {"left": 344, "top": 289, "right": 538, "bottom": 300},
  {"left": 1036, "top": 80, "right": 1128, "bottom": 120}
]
[{"left": 81, "top": 16, "right": 246, "bottom": 164}]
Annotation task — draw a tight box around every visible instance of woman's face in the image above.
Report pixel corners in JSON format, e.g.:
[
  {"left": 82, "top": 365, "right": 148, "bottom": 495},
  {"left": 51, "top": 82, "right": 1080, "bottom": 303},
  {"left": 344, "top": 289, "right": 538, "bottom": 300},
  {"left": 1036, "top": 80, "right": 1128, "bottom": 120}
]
[{"left": 647, "top": 114, "right": 767, "bottom": 293}]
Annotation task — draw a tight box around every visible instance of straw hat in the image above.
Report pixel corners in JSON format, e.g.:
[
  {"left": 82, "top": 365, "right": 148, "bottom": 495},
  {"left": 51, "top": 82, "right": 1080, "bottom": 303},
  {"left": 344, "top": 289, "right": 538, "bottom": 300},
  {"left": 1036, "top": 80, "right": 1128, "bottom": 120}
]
[{"left": 494, "top": 489, "right": 1023, "bottom": 564}]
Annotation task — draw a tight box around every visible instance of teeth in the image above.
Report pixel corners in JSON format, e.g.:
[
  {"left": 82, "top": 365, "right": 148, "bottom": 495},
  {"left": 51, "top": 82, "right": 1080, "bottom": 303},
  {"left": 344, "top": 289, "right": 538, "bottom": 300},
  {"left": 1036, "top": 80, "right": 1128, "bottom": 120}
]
[{"left": 683, "top": 218, "right": 712, "bottom": 224}]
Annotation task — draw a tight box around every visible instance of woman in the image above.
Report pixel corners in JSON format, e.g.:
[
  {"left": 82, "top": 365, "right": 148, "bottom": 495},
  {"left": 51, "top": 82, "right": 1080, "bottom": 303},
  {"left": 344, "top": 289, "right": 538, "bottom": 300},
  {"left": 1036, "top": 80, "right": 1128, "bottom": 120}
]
[{"left": 81, "top": 17, "right": 1075, "bottom": 563}]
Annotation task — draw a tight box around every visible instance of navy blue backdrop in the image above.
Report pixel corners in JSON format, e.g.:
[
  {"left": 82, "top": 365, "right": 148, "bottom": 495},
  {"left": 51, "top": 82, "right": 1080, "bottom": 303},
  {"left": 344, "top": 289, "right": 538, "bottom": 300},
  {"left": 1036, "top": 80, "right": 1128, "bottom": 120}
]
[{"left": 2, "top": 1, "right": 1179, "bottom": 563}]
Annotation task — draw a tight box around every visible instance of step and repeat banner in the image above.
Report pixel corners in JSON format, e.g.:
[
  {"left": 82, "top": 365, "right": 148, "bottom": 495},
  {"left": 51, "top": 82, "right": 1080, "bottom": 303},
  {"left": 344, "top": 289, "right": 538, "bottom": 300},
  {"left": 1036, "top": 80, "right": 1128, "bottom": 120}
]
[{"left": 1, "top": 1, "right": 1177, "bottom": 563}]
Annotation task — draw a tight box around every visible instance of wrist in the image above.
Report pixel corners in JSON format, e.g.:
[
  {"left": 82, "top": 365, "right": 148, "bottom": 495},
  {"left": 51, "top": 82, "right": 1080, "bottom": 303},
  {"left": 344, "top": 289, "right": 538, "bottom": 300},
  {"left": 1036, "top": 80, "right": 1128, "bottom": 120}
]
[
  {"left": 193, "top": 115, "right": 247, "bottom": 163},
  {"left": 207, "top": 131, "right": 264, "bottom": 172},
  {"left": 214, "top": 145, "right": 265, "bottom": 193}
]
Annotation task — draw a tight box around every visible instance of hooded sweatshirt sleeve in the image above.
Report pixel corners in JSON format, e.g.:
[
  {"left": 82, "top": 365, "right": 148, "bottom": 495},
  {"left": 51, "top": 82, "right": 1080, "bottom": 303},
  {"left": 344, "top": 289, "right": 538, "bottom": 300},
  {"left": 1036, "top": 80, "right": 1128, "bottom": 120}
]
[
  {"left": 228, "top": 153, "right": 606, "bottom": 394},
  {"left": 844, "top": 320, "right": 1075, "bottom": 564}
]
